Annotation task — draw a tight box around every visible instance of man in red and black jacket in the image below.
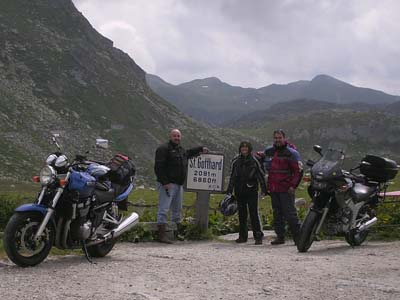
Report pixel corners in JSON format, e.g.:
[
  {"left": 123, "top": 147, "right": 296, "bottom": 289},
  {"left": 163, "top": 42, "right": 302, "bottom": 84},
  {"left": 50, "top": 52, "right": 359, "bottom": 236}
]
[{"left": 263, "top": 129, "right": 302, "bottom": 245}]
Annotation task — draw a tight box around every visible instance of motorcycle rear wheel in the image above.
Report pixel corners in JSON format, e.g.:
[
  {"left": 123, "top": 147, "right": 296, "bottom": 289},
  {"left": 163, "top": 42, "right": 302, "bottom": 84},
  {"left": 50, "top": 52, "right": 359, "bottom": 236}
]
[
  {"left": 85, "top": 207, "right": 120, "bottom": 257},
  {"left": 297, "top": 210, "right": 320, "bottom": 253},
  {"left": 86, "top": 240, "right": 116, "bottom": 257},
  {"left": 4, "top": 212, "right": 55, "bottom": 267},
  {"left": 345, "top": 229, "right": 369, "bottom": 246}
]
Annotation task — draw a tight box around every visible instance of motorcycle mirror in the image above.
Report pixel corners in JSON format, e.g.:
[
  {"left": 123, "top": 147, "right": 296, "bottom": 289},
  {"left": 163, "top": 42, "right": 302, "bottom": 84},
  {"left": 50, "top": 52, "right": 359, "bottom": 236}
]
[
  {"left": 96, "top": 138, "right": 109, "bottom": 149},
  {"left": 360, "top": 161, "right": 371, "bottom": 167},
  {"left": 313, "top": 145, "right": 323, "bottom": 156},
  {"left": 50, "top": 133, "right": 62, "bottom": 151}
]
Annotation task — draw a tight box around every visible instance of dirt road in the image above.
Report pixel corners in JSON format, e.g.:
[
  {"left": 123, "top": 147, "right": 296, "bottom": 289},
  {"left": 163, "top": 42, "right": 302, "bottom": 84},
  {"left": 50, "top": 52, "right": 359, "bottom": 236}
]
[{"left": 1, "top": 233, "right": 400, "bottom": 300}]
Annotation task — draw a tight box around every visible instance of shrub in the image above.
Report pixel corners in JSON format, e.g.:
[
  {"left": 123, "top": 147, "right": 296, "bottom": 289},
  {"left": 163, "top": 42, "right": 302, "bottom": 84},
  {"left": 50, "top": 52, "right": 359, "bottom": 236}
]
[{"left": 0, "top": 192, "right": 33, "bottom": 230}]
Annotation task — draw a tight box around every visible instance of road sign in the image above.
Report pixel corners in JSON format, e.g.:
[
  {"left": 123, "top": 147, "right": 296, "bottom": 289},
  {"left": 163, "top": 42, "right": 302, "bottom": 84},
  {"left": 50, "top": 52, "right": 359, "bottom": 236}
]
[{"left": 185, "top": 153, "right": 225, "bottom": 192}]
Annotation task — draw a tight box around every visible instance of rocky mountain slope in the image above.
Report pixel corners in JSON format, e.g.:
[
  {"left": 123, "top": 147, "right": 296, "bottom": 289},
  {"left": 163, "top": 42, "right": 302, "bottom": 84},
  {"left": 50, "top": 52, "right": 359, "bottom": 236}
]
[
  {"left": 0, "top": 0, "right": 246, "bottom": 182},
  {"left": 232, "top": 99, "right": 400, "bottom": 164}
]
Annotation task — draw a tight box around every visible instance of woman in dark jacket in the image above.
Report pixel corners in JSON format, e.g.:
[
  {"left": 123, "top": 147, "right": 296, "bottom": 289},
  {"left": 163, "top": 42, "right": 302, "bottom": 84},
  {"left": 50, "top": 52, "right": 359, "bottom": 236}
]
[{"left": 226, "top": 141, "right": 267, "bottom": 244}]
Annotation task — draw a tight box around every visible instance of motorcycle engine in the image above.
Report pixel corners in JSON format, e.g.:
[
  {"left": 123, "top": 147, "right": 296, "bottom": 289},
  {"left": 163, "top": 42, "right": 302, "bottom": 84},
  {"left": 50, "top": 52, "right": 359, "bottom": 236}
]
[{"left": 326, "top": 207, "right": 352, "bottom": 235}]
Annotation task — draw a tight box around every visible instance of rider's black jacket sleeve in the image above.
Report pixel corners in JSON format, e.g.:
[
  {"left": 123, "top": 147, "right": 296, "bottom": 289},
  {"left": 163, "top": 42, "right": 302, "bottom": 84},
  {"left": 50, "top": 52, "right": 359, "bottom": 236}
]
[
  {"left": 226, "top": 156, "right": 239, "bottom": 195},
  {"left": 154, "top": 144, "right": 169, "bottom": 185},
  {"left": 254, "top": 157, "right": 267, "bottom": 195},
  {"left": 186, "top": 146, "right": 204, "bottom": 158}
]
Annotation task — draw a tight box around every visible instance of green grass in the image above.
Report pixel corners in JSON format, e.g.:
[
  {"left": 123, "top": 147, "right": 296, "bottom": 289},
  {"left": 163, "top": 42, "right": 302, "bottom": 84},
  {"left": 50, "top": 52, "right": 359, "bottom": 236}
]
[
  {"left": 0, "top": 238, "right": 5, "bottom": 259},
  {"left": 1, "top": 175, "right": 400, "bottom": 261}
]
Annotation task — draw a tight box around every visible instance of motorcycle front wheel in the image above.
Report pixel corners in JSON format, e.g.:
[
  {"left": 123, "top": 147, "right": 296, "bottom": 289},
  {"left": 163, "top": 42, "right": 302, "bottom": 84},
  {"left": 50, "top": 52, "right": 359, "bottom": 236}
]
[
  {"left": 297, "top": 210, "right": 321, "bottom": 253},
  {"left": 4, "top": 212, "right": 55, "bottom": 267}
]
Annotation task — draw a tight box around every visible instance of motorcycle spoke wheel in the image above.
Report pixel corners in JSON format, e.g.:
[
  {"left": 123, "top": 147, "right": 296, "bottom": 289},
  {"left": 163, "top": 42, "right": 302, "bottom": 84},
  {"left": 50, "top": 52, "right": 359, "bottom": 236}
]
[
  {"left": 14, "top": 219, "right": 49, "bottom": 257},
  {"left": 4, "top": 213, "right": 54, "bottom": 267}
]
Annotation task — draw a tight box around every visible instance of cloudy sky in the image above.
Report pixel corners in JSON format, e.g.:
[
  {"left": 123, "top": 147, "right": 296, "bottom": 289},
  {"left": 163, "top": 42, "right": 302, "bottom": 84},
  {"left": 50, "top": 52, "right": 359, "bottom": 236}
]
[{"left": 73, "top": 0, "right": 400, "bottom": 95}]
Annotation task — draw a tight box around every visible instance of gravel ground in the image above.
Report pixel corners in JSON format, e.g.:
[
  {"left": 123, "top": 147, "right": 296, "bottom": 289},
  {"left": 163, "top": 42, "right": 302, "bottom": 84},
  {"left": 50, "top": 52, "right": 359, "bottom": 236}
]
[{"left": 1, "top": 232, "right": 400, "bottom": 300}]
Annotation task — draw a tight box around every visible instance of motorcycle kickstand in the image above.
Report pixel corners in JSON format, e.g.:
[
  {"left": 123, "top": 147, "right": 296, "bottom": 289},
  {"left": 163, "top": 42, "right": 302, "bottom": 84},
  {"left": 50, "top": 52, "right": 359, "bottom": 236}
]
[{"left": 82, "top": 240, "right": 96, "bottom": 264}]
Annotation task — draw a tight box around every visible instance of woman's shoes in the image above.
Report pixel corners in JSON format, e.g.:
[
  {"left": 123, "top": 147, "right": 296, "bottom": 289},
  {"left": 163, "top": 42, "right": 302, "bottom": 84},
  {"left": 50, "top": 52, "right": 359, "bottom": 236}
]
[{"left": 235, "top": 237, "right": 263, "bottom": 244}]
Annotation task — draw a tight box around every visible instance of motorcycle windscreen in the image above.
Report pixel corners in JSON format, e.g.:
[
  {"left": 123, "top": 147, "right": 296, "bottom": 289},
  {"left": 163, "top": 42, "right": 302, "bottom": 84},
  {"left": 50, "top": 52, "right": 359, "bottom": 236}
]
[{"left": 311, "top": 149, "right": 345, "bottom": 180}]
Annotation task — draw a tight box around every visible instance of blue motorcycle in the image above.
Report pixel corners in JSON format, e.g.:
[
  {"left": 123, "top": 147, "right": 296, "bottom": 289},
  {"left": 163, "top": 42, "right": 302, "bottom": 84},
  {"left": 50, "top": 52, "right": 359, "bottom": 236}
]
[{"left": 3, "top": 135, "right": 139, "bottom": 267}]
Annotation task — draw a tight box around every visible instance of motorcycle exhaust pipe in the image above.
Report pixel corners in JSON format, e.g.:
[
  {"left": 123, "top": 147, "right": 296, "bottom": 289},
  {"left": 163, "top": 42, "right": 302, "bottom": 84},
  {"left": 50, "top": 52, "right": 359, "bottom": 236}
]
[
  {"left": 87, "top": 212, "right": 139, "bottom": 246},
  {"left": 358, "top": 217, "right": 378, "bottom": 231}
]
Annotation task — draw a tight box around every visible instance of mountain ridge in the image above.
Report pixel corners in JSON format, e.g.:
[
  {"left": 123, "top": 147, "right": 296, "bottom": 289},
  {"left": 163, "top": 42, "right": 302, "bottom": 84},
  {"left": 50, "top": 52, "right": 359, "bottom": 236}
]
[{"left": 146, "top": 73, "right": 399, "bottom": 125}]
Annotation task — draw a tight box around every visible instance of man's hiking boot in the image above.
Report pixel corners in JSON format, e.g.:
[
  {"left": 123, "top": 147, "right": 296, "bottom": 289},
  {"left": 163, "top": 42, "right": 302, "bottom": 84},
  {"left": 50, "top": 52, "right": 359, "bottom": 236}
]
[
  {"left": 157, "top": 224, "right": 173, "bottom": 244},
  {"left": 255, "top": 239, "right": 263, "bottom": 245},
  {"left": 270, "top": 236, "right": 285, "bottom": 245}
]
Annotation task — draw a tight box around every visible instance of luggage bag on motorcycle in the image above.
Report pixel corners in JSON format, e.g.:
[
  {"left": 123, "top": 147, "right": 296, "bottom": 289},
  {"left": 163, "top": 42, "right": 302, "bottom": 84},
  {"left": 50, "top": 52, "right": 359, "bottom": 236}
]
[
  {"left": 107, "top": 154, "right": 136, "bottom": 210},
  {"left": 360, "top": 155, "right": 398, "bottom": 182},
  {"left": 107, "top": 153, "right": 136, "bottom": 185}
]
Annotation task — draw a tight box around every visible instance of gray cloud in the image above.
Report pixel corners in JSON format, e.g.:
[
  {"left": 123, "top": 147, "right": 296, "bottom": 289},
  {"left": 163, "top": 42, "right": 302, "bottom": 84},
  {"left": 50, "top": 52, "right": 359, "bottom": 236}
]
[{"left": 72, "top": 0, "right": 400, "bottom": 94}]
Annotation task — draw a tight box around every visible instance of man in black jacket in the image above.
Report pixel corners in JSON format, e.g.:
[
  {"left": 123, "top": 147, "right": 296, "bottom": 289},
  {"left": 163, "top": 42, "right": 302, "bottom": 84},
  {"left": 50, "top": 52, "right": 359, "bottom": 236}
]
[
  {"left": 154, "top": 129, "right": 207, "bottom": 243},
  {"left": 226, "top": 141, "right": 267, "bottom": 244}
]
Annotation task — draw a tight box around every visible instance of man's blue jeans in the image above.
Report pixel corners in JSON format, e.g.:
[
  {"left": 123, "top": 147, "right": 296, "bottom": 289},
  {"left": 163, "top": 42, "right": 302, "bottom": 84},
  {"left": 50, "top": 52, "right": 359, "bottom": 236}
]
[{"left": 157, "top": 183, "right": 183, "bottom": 224}]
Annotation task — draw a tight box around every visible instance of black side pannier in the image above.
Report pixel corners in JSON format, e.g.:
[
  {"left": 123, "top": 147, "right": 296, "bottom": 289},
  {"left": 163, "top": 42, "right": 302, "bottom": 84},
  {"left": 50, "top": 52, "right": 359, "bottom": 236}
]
[
  {"left": 360, "top": 155, "right": 398, "bottom": 182},
  {"left": 107, "top": 153, "right": 136, "bottom": 185}
]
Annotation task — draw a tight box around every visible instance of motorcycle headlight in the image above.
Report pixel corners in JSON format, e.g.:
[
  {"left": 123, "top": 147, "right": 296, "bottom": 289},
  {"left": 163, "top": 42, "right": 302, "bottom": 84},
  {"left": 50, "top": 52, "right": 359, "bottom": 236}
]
[
  {"left": 40, "top": 166, "right": 56, "bottom": 186},
  {"left": 312, "top": 180, "right": 327, "bottom": 190}
]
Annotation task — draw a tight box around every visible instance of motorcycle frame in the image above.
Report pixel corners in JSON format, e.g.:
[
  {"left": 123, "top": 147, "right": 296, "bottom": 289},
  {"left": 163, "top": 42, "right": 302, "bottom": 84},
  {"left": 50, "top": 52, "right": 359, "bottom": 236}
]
[{"left": 310, "top": 186, "right": 377, "bottom": 237}]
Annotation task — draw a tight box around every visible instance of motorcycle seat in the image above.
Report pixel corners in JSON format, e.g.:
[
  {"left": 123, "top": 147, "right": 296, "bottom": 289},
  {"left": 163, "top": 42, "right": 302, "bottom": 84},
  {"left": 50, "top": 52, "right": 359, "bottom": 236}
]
[
  {"left": 95, "top": 181, "right": 111, "bottom": 191},
  {"left": 94, "top": 181, "right": 115, "bottom": 203},
  {"left": 351, "top": 183, "right": 376, "bottom": 202},
  {"left": 94, "top": 188, "right": 115, "bottom": 203}
]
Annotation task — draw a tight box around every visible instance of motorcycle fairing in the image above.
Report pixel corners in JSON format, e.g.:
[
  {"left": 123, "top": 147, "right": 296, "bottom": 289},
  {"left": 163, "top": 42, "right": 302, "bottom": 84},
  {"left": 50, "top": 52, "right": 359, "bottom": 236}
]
[
  {"left": 351, "top": 183, "right": 377, "bottom": 202},
  {"left": 311, "top": 149, "right": 344, "bottom": 181}
]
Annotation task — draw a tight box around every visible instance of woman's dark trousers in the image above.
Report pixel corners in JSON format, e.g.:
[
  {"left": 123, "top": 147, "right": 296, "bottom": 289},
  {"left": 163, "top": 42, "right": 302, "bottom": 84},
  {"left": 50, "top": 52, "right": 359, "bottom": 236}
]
[{"left": 237, "top": 190, "right": 264, "bottom": 241}]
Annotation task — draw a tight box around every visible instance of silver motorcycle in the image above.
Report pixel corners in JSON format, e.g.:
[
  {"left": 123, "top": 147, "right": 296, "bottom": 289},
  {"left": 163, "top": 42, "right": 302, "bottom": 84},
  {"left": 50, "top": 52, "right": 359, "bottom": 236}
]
[{"left": 297, "top": 145, "right": 398, "bottom": 252}]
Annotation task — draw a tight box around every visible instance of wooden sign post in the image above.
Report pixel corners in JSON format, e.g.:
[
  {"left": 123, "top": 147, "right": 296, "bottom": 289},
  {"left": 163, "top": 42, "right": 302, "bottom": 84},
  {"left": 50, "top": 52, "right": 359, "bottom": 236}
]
[
  {"left": 195, "top": 191, "right": 211, "bottom": 230},
  {"left": 186, "top": 153, "right": 225, "bottom": 231}
]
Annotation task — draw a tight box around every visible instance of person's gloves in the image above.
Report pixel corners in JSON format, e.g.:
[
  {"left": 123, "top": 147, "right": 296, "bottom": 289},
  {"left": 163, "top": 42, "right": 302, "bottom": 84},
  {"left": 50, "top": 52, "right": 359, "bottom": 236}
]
[{"left": 255, "top": 151, "right": 265, "bottom": 159}]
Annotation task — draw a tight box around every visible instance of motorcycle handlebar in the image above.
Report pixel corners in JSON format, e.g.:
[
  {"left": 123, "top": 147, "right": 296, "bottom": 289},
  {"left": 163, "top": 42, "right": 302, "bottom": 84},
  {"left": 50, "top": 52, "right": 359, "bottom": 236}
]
[
  {"left": 342, "top": 170, "right": 365, "bottom": 183},
  {"left": 306, "top": 159, "right": 315, "bottom": 167}
]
